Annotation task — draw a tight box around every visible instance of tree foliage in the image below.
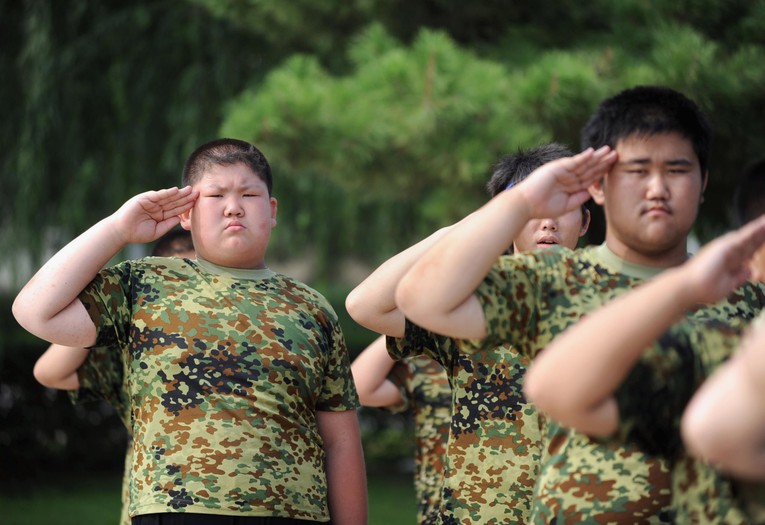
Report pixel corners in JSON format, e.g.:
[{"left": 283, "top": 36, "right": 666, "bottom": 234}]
[
  {"left": 3, "top": 0, "right": 765, "bottom": 277},
  {"left": 3, "top": 0, "right": 765, "bottom": 483}
]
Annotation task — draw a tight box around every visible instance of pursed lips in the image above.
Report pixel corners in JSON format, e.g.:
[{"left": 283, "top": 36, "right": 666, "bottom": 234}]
[
  {"left": 642, "top": 203, "right": 672, "bottom": 215},
  {"left": 225, "top": 221, "right": 245, "bottom": 230}
]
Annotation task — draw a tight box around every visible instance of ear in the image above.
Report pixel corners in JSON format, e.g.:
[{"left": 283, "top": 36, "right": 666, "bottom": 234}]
[
  {"left": 700, "top": 170, "right": 709, "bottom": 203},
  {"left": 270, "top": 197, "right": 278, "bottom": 227},
  {"left": 588, "top": 179, "right": 605, "bottom": 206},
  {"left": 179, "top": 209, "right": 192, "bottom": 230},
  {"left": 579, "top": 208, "right": 591, "bottom": 237}
]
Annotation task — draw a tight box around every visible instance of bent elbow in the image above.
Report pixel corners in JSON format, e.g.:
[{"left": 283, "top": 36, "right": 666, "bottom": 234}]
[
  {"left": 681, "top": 406, "right": 728, "bottom": 463},
  {"left": 12, "top": 296, "right": 34, "bottom": 334},
  {"left": 522, "top": 372, "right": 546, "bottom": 411},
  {"left": 345, "top": 290, "right": 370, "bottom": 326},
  {"left": 33, "top": 362, "right": 58, "bottom": 389}
]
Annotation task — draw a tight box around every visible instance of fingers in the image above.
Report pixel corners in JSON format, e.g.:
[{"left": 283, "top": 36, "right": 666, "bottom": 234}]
[
  {"left": 141, "top": 186, "right": 198, "bottom": 218},
  {"left": 158, "top": 186, "right": 199, "bottom": 218},
  {"left": 566, "top": 146, "right": 617, "bottom": 188}
]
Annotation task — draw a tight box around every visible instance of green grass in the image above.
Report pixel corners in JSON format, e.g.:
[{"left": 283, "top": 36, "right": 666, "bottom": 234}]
[
  {"left": 368, "top": 473, "right": 417, "bottom": 525},
  {"left": 1, "top": 475, "right": 122, "bottom": 525},
  {"left": 0, "top": 472, "right": 416, "bottom": 525}
]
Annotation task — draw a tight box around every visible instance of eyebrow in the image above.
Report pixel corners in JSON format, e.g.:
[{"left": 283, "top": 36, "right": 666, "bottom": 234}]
[
  {"left": 618, "top": 158, "right": 694, "bottom": 167},
  {"left": 202, "top": 182, "right": 261, "bottom": 191}
]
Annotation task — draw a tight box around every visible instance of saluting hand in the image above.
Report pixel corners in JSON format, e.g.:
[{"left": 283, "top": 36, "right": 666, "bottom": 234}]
[
  {"left": 110, "top": 186, "right": 198, "bottom": 244},
  {"left": 514, "top": 146, "right": 617, "bottom": 220}
]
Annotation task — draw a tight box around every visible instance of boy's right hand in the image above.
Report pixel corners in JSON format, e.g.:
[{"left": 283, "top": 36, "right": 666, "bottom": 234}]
[
  {"left": 514, "top": 146, "right": 616, "bottom": 221},
  {"left": 680, "top": 214, "right": 765, "bottom": 305},
  {"left": 110, "top": 186, "right": 198, "bottom": 244}
]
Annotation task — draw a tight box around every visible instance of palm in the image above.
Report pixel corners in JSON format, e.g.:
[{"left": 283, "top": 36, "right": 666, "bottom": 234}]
[
  {"left": 686, "top": 218, "right": 765, "bottom": 304},
  {"left": 113, "top": 187, "right": 197, "bottom": 244},
  {"left": 517, "top": 147, "right": 615, "bottom": 219}
]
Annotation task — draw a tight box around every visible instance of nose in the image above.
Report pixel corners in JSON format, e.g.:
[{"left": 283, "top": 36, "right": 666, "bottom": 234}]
[
  {"left": 646, "top": 172, "right": 670, "bottom": 200},
  {"left": 540, "top": 218, "right": 558, "bottom": 231},
  {"left": 224, "top": 196, "right": 244, "bottom": 216}
]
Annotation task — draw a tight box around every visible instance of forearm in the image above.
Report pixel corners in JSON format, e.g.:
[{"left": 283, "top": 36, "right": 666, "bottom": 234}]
[
  {"left": 33, "top": 344, "right": 89, "bottom": 390},
  {"left": 350, "top": 336, "right": 402, "bottom": 407},
  {"left": 682, "top": 336, "right": 765, "bottom": 479},
  {"left": 346, "top": 227, "right": 452, "bottom": 337},
  {"left": 525, "top": 265, "right": 696, "bottom": 435},
  {"left": 320, "top": 412, "right": 368, "bottom": 525},
  {"left": 396, "top": 190, "right": 530, "bottom": 337},
  {"left": 13, "top": 216, "right": 126, "bottom": 345}
]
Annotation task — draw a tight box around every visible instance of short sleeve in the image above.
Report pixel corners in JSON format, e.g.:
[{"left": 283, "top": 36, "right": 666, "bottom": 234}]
[
  {"left": 385, "top": 361, "right": 413, "bottom": 414},
  {"left": 77, "top": 263, "right": 134, "bottom": 349},
  {"left": 69, "top": 344, "right": 130, "bottom": 428},
  {"left": 386, "top": 320, "right": 438, "bottom": 361},
  {"left": 316, "top": 310, "right": 360, "bottom": 411}
]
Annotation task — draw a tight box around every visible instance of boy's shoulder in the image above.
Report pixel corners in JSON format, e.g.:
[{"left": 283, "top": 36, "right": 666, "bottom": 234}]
[{"left": 270, "top": 272, "right": 337, "bottom": 313}]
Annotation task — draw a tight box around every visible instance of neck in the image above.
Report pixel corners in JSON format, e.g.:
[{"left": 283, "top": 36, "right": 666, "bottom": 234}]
[{"left": 604, "top": 235, "right": 690, "bottom": 269}]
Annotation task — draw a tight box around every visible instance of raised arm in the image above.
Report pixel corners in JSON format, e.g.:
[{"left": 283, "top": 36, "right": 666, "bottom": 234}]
[
  {"left": 681, "top": 319, "right": 765, "bottom": 479},
  {"left": 345, "top": 227, "right": 453, "bottom": 337},
  {"left": 396, "top": 147, "right": 617, "bottom": 339},
  {"left": 350, "top": 335, "right": 403, "bottom": 407},
  {"left": 524, "top": 214, "right": 765, "bottom": 436},
  {"left": 33, "top": 343, "right": 89, "bottom": 390},
  {"left": 13, "top": 186, "right": 197, "bottom": 347}
]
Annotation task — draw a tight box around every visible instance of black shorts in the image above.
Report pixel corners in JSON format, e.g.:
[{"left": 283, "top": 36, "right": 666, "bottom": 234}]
[{"left": 132, "top": 514, "right": 326, "bottom": 525}]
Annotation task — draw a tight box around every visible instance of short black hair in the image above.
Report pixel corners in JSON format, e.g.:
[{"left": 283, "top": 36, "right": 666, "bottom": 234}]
[
  {"left": 182, "top": 138, "right": 272, "bottom": 195},
  {"left": 486, "top": 143, "right": 573, "bottom": 197},
  {"left": 733, "top": 158, "right": 765, "bottom": 227},
  {"left": 152, "top": 228, "right": 194, "bottom": 257},
  {"left": 581, "top": 85, "right": 711, "bottom": 175}
]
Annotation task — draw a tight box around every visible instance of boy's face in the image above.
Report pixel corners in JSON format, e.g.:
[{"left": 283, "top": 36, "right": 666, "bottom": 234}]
[
  {"left": 180, "top": 162, "right": 277, "bottom": 269},
  {"left": 589, "top": 132, "right": 706, "bottom": 265},
  {"left": 513, "top": 208, "right": 588, "bottom": 253}
]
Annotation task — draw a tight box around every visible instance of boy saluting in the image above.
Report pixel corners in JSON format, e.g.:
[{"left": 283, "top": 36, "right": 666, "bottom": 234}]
[{"left": 13, "top": 138, "right": 367, "bottom": 525}]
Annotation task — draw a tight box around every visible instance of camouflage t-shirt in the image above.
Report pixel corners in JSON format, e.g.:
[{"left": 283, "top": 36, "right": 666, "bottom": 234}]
[
  {"left": 474, "top": 244, "right": 765, "bottom": 524},
  {"left": 387, "top": 355, "right": 451, "bottom": 524},
  {"left": 388, "top": 324, "right": 543, "bottom": 524},
  {"left": 76, "top": 256, "right": 359, "bottom": 521},
  {"left": 614, "top": 317, "right": 752, "bottom": 524}
]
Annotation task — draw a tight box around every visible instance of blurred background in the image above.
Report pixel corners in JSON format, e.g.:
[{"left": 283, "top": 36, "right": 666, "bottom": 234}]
[{"left": 2, "top": 0, "right": 765, "bottom": 523}]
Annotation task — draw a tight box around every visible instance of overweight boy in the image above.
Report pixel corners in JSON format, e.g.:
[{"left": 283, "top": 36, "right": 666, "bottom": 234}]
[
  {"left": 14, "top": 138, "right": 367, "bottom": 525},
  {"left": 346, "top": 143, "right": 592, "bottom": 523},
  {"left": 395, "top": 86, "right": 765, "bottom": 522}
]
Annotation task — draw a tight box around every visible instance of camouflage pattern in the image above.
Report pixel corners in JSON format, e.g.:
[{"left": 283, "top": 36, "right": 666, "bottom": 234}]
[
  {"left": 73, "top": 343, "right": 132, "bottom": 525},
  {"left": 388, "top": 323, "right": 544, "bottom": 524},
  {"left": 386, "top": 355, "right": 451, "bottom": 524},
  {"left": 120, "top": 444, "right": 133, "bottom": 525},
  {"left": 76, "top": 256, "right": 358, "bottom": 521},
  {"left": 473, "top": 244, "right": 765, "bottom": 523},
  {"left": 615, "top": 317, "right": 751, "bottom": 524}
]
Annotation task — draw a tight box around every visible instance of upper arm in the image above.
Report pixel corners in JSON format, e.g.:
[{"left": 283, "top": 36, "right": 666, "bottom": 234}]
[
  {"left": 681, "top": 353, "right": 765, "bottom": 477},
  {"left": 395, "top": 289, "right": 487, "bottom": 340},
  {"left": 355, "top": 378, "right": 403, "bottom": 408},
  {"left": 15, "top": 297, "right": 97, "bottom": 348},
  {"left": 317, "top": 409, "right": 363, "bottom": 449},
  {"left": 350, "top": 335, "right": 405, "bottom": 408}
]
